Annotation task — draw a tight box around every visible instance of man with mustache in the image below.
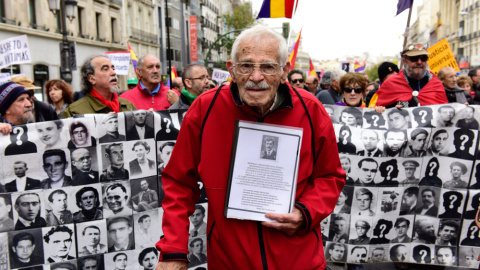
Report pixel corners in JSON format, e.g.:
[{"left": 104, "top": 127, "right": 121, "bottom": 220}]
[
  {"left": 369, "top": 43, "right": 448, "bottom": 108},
  {"left": 121, "top": 54, "right": 179, "bottom": 110},
  {"left": 0, "top": 82, "right": 35, "bottom": 135},
  {"left": 62, "top": 55, "right": 136, "bottom": 118},
  {"left": 169, "top": 64, "right": 210, "bottom": 110}
]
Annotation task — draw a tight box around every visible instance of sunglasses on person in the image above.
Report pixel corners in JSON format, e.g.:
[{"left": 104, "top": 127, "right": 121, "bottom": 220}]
[
  {"left": 291, "top": 79, "right": 304, "bottom": 83},
  {"left": 344, "top": 87, "right": 362, "bottom": 94},
  {"left": 407, "top": 55, "right": 429, "bottom": 62}
]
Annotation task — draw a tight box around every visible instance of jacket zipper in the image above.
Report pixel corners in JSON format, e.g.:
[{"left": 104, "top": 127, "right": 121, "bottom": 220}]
[{"left": 256, "top": 222, "right": 268, "bottom": 270}]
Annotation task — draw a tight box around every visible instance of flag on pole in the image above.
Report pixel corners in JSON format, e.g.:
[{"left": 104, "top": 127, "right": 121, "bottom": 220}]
[
  {"left": 288, "top": 29, "right": 302, "bottom": 70},
  {"left": 308, "top": 58, "right": 318, "bottom": 78},
  {"left": 354, "top": 59, "right": 367, "bottom": 72},
  {"left": 167, "top": 65, "right": 178, "bottom": 88},
  {"left": 257, "top": 0, "right": 298, "bottom": 19},
  {"left": 396, "top": 0, "right": 413, "bottom": 16},
  {"left": 127, "top": 42, "right": 138, "bottom": 70}
]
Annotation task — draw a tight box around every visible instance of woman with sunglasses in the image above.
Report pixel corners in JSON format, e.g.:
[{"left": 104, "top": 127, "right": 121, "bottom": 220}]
[{"left": 335, "top": 73, "right": 368, "bottom": 107}]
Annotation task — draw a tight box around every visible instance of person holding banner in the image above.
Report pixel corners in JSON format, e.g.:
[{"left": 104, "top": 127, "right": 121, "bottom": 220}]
[{"left": 0, "top": 82, "right": 34, "bottom": 135}]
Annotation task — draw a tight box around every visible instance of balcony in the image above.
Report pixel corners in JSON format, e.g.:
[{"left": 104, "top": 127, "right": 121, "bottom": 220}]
[{"left": 130, "top": 28, "right": 158, "bottom": 44}]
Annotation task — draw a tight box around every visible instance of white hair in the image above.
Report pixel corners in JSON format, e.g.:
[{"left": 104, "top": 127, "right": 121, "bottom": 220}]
[
  {"left": 231, "top": 24, "right": 288, "bottom": 66},
  {"left": 331, "top": 70, "right": 347, "bottom": 82}
]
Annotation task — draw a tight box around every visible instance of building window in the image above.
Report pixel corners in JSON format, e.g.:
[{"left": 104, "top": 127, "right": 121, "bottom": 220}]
[
  {"left": 96, "top": 12, "right": 101, "bottom": 40},
  {"left": 55, "top": 13, "right": 61, "bottom": 33},
  {"left": 78, "top": 7, "right": 84, "bottom": 35},
  {"left": 0, "top": 0, "right": 5, "bottom": 23},
  {"left": 29, "top": 0, "right": 37, "bottom": 27},
  {"left": 111, "top": 17, "right": 117, "bottom": 42}
]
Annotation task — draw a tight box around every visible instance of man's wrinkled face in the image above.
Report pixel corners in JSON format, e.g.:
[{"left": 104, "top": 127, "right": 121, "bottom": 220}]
[
  {"left": 5, "top": 93, "right": 33, "bottom": 125},
  {"left": 106, "top": 187, "right": 127, "bottom": 212},
  {"left": 14, "top": 163, "right": 27, "bottom": 178},
  {"left": 49, "top": 231, "right": 73, "bottom": 258},
  {"left": 432, "top": 132, "right": 448, "bottom": 152},
  {"left": 393, "top": 246, "right": 407, "bottom": 261},
  {"left": 305, "top": 77, "right": 318, "bottom": 93},
  {"left": 440, "top": 108, "right": 455, "bottom": 122},
  {"left": 37, "top": 122, "right": 61, "bottom": 146},
  {"left": 395, "top": 221, "right": 408, "bottom": 237},
  {"left": 361, "top": 130, "right": 379, "bottom": 151},
  {"left": 138, "top": 55, "right": 161, "bottom": 85},
  {"left": 50, "top": 193, "right": 67, "bottom": 213},
  {"left": 13, "top": 239, "right": 34, "bottom": 260},
  {"left": 142, "top": 251, "right": 158, "bottom": 270},
  {"left": 422, "top": 191, "right": 435, "bottom": 207},
  {"left": 404, "top": 56, "right": 427, "bottom": 80},
  {"left": 44, "top": 155, "right": 67, "bottom": 182},
  {"left": 90, "top": 56, "right": 118, "bottom": 93},
  {"left": 133, "top": 111, "right": 147, "bottom": 126},
  {"left": 334, "top": 220, "right": 347, "bottom": 235},
  {"left": 73, "top": 126, "right": 88, "bottom": 146},
  {"left": 107, "top": 145, "right": 124, "bottom": 166},
  {"left": 412, "top": 133, "right": 427, "bottom": 151},
  {"left": 227, "top": 38, "right": 289, "bottom": 115},
  {"left": 436, "top": 248, "right": 454, "bottom": 265},
  {"left": 389, "top": 112, "right": 409, "bottom": 130},
  {"left": 15, "top": 194, "right": 40, "bottom": 221},
  {"left": 72, "top": 149, "right": 92, "bottom": 172},
  {"left": 438, "top": 225, "right": 456, "bottom": 242},
  {"left": 351, "top": 248, "right": 367, "bottom": 263},
  {"left": 358, "top": 161, "right": 378, "bottom": 184},
  {"left": 330, "top": 245, "right": 345, "bottom": 261},
  {"left": 441, "top": 69, "right": 457, "bottom": 89},
  {"left": 84, "top": 227, "right": 100, "bottom": 246},
  {"left": 190, "top": 209, "right": 205, "bottom": 227},
  {"left": 104, "top": 118, "right": 119, "bottom": 133},
  {"left": 356, "top": 194, "right": 372, "bottom": 211},
  {"left": 79, "top": 191, "right": 96, "bottom": 211},
  {"left": 114, "top": 254, "right": 128, "bottom": 270},
  {"left": 385, "top": 132, "right": 406, "bottom": 152}
]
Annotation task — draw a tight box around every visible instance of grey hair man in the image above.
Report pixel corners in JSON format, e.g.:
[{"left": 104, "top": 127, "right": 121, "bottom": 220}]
[{"left": 316, "top": 69, "right": 346, "bottom": 104}]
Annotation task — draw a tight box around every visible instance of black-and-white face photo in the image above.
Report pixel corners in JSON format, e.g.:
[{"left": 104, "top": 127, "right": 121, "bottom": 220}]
[
  {"left": 76, "top": 219, "right": 108, "bottom": 257},
  {"left": 37, "top": 148, "right": 73, "bottom": 189},
  {"left": 3, "top": 155, "right": 42, "bottom": 193},
  {"left": 8, "top": 228, "right": 45, "bottom": 268},
  {"left": 454, "top": 105, "right": 480, "bottom": 130},
  {"left": 30, "top": 120, "right": 69, "bottom": 151},
  {"left": 125, "top": 110, "right": 154, "bottom": 141},
  {"left": 134, "top": 208, "right": 162, "bottom": 250},
  {"left": 368, "top": 244, "right": 388, "bottom": 263},
  {"left": 100, "top": 143, "right": 129, "bottom": 182},
  {"left": 71, "top": 147, "right": 100, "bottom": 186},
  {"left": 102, "top": 180, "right": 133, "bottom": 218},
  {"left": 43, "top": 187, "right": 74, "bottom": 227},
  {"left": 137, "top": 247, "right": 159, "bottom": 270},
  {"left": 157, "top": 141, "right": 175, "bottom": 175},
  {"left": 189, "top": 203, "right": 208, "bottom": 238},
  {"left": 187, "top": 235, "right": 207, "bottom": 268},
  {"left": 0, "top": 194, "right": 14, "bottom": 232},
  {"left": 389, "top": 243, "right": 410, "bottom": 263},
  {"left": 351, "top": 187, "right": 377, "bottom": 216},
  {"left": 0, "top": 233, "right": 8, "bottom": 269},
  {"left": 67, "top": 118, "right": 97, "bottom": 149},
  {"left": 348, "top": 216, "right": 373, "bottom": 245},
  {"left": 260, "top": 135, "right": 279, "bottom": 160},
  {"left": 458, "top": 246, "right": 480, "bottom": 268},
  {"left": 154, "top": 110, "right": 182, "bottom": 141},
  {"left": 333, "top": 186, "right": 353, "bottom": 214},
  {"left": 69, "top": 184, "right": 103, "bottom": 223},
  {"left": 77, "top": 254, "right": 105, "bottom": 270},
  {"left": 347, "top": 245, "right": 369, "bottom": 263},
  {"left": 415, "top": 187, "right": 440, "bottom": 217},
  {"left": 386, "top": 108, "right": 412, "bottom": 130},
  {"left": 96, "top": 114, "right": 126, "bottom": 144},
  {"left": 404, "top": 128, "right": 430, "bottom": 158},
  {"left": 12, "top": 191, "right": 46, "bottom": 230},
  {"left": 125, "top": 139, "right": 157, "bottom": 179},
  {"left": 324, "top": 105, "right": 338, "bottom": 125},
  {"left": 130, "top": 176, "right": 158, "bottom": 213},
  {"left": 104, "top": 250, "right": 136, "bottom": 270},
  {"left": 328, "top": 214, "right": 350, "bottom": 244},
  {"left": 432, "top": 104, "right": 458, "bottom": 128},
  {"left": 337, "top": 107, "right": 363, "bottom": 128},
  {"left": 105, "top": 216, "right": 134, "bottom": 252},
  {"left": 434, "top": 157, "right": 473, "bottom": 189},
  {"left": 4, "top": 125, "right": 38, "bottom": 156},
  {"left": 42, "top": 224, "right": 76, "bottom": 263}
]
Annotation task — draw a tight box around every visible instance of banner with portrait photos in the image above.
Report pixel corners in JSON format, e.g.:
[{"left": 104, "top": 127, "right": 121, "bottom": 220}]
[
  {"left": 323, "top": 103, "right": 480, "bottom": 268},
  {"left": 0, "top": 108, "right": 211, "bottom": 270}
]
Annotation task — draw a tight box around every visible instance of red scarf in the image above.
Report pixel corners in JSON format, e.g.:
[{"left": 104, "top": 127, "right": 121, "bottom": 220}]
[{"left": 90, "top": 89, "right": 120, "bottom": 113}]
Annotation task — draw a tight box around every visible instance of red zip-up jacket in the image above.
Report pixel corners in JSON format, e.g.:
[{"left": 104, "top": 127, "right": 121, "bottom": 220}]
[
  {"left": 157, "top": 82, "right": 346, "bottom": 269},
  {"left": 120, "top": 82, "right": 178, "bottom": 110}
]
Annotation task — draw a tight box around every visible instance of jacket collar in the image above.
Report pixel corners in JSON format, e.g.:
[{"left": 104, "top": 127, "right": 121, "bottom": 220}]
[{"left": 229, "top": 82, "right": 293, "bottom": 112}]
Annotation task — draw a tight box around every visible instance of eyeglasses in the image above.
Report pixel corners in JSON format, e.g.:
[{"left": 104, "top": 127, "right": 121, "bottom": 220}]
[
  {"left": 344, "top": 87, "right": 362, "bottom": 94},
  {"left": 234, "top": 62, "right": 281, "bottom": 76},
  {"left": 407, "top": 55, "right": 429, "bottom": 62},
  {"left": 188, "top": 75, "right": 209, "bottom": 81},
  {"left": 76, "top": 156, "right": 92, "bottom": 162},
  {"left": 291, "top": 79, "right": 304, "bottom": 84}
]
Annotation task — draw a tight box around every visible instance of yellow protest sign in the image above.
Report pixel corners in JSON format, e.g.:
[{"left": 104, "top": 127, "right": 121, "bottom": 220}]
[{"left": 427, "top": 38, "right": 460, "bottom": 76}]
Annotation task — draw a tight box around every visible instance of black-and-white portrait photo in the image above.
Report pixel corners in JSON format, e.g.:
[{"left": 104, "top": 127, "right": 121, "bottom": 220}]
[
  {"left": 8, "top": 228, "right": 45, "bottom": 268},
  {"left": 188, "top": 236, "right": 207, "bottom": 268},
  {"left": 134, "top": 208, "right": 162, "bottom": 250},
  {"left": 411, "top": 244, "right": 433, "bottom": 263},
  {"left": 67, "top": 119, "right": 97, "bottom": 149},
  {"left": 399, "top": 186, "right": 418, "bottom": 215},
  {"left": 106, "top": 216, "right": 134, "bottom": 252},
  {"left": 3, "top": 157, "right": 42, "bottom": 192},
  {"left": 321, "top": 217, "right": 329, "bottom": 246},
  {"left": 415, "top": 187, "right": 440, "bottom": 217},
  {"left": 189, "top": 203, "right": 207, "bottom": 238},
  {"left": 387, "top": 108, "right": 411, "bottom": 130},
  {"left": 436, "top": 219, "right": 460, "bottom": 246},
  {"left": 337, "top": 125, "right": 356, "bottom": 155},
  {"left": 356, "top": 129, "right": 383, "bottom": 157},
  {"left": 42, "top": 224, "right": 76, "bottom": 263},
  {"left": 434, "top": 246, "right": 456, "bottom": 266},
  {"left": 157, "top": 141, "right": 175, "bottom": 175},
  {"left": 418, "top": 157, "right": 443, "bottom": 187},
  {"left": 125, "top": 110, "right": 154, "bottom": 141},
  {"left": 340, "top": 156, "right": 355, "bottom": 184},
  {"left": 131, "top": 176, "right": 158, "bottom": 212},
  {"left": 44, "top": 188, "right": 74, "bottom": 226},
  {"left": 399, "top": 159, "right": 422, "bottom": 186},
  {"left": 76, "top": 220, "right": 108, "bottom": 257},
  {"left": 325, "top": 242, "right": 347, "bottom": 262},
  {"left": 4, "top": 125, "right": 37, "bottom": 155},
  {"left": 353, "top": 158, "right": 378, "bottom": 186},
  {"left": 436, "top": 157, "right": 473, "bottom": 189},
  {"left": 391, "top": 216, "right": 414, "bottom": 243},
  {"left": 126, "top": 140, "right": 156, "bottom": 179},
  {"left": 0, "top": 232, "right": 8, "bottom": 269},
  {"left": 412, "top": 216, "right": 438, "bottom": 244},
  {"left": 369, "top": 217, "right": 395, "bottom": 244},
  {"left": 137, "top": 247, "right": 159, "bottom": 270},
  {"left": 412, "top": 106, "right": 434, "bottom": 128},
  {"left": 71, "top": 147, "right": 99, "bottom": 186},
  {"left": 438, "top": 190, "right": 465, "bottom": 219},
  {"left": 100, "top": 143, "right": 129, "bottom": 182},
  {"left": 369, "top": 245, "right": 387, "bottom": 263},
  {"left": 426, "top": 129, "right": 450, "bottom": 156},
  {"left": 12, "top": 191, "right": 46, "bottom": 230},
  {"left": 456, "top": 105, "right": 479, "bottom": 129},
  {"left": 338, "top": 107, "right": 363, "bottom": 128},
  {"left": 260, "top": 135, "right": 278, "bottom": 160},
  {"left": 351, "top": 187, "right": 377, "bottom": 216},
  {"left": 0, "top": 194, "right": 14, "bottom": 232},
  {"left": 155, "top": 110, "right": 181, "bottom": 141},
  {"left": 102, "top": 181, "right": 134, "bottom": 218},
  {"left": 435, "top": 105, "right": 456, "bottom": 128},
  {"left": 460, "top": 220, "right": 480, "bottom": 246},
  {"left": 333, "top": 186, "right": 352, "bottom": 214},
  {"left": 404, "top": 128, "right": 429, "bottom": 158},
  {"left": 328, "top": 214, "right": 350, "bottom": 243},
  {"left": 77, "top": 254, "right": 104, "bottom": 270},
  {"left": 103, "top": 250, "right": 136, "bottom": 270},
  {"left": 389, "top": 243, "right": 410, "bottom": 262},
  {"left": 324, "top": 105, "right": 337, "bottom": 124},
  {"left": 382, "top": 129, "right": 407, "bottom": 157},
  {"left": 447, "top": 128, "right": 476, "bottom": 160},
  {"left": 377, "top": 159, "right": 400, "bottom": 187},
  {"left": 348, "top": 218, "right": 373, "bottom": 245},
  {"left": 50, "top": 261, "right": 79, "bottom": 270},
  {"left": 363, "top": 110, "right": 387, "bottom": 129},
  {"left": 39, "top": 149, "right": 73, "bottom": 189},
  {"left": 33, "top": 120, "right": 68, "bottom": 150},
  {"left": 97, "top": 114, "right": 126, "bottom": 144},
  {"left": 458, "top": 246, "right": 480, "bottom": 268},
  {"left": 470, "top": 161, "right": 480, "bottom": 189},
  {"left": 71, "top": 184, "right": 103, "bottom": 223},
  {"left": 347, "top": 245, "right": 369, "bottom": 263}
]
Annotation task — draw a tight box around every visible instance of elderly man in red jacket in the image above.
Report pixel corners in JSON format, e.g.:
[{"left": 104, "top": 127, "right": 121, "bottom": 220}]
[{"left": 156, "top": 24, "right": 345, "bottom": 270}]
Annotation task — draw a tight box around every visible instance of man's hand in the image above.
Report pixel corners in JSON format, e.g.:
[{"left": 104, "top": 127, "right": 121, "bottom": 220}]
[
  {"left": 374, "top": 106, "right": 386, "bottom": 114},
  {"left": 156, "top": 261, "right": 188, "bottom": 270},
  {"left": 167, "top": 90, "right": 179, "bottom": 105},
  {"left": 262, "top": 207, "right": 305, "bottom": 236},
  {"left": 395, "top": 104, "right": 404, "bottom": 109},
  {"left": 0, "top": 123, "right": 12, "bottom": 136}
]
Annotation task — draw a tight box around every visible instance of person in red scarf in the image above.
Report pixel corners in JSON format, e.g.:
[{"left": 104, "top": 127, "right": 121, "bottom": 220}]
[
  {"left": 62, "top": 55, "right": 136, "bottom": 118},
  {"left": 369, "top": 43, "right": 448, "bottom": 108}
]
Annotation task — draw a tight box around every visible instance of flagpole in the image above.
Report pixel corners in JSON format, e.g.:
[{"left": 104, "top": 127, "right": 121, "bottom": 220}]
[
  {"left": 286, "top": 0, "right": 299, "bottom": 49},
  {"left": 401, "top": 0, "right": 414, "bottom": 68}
]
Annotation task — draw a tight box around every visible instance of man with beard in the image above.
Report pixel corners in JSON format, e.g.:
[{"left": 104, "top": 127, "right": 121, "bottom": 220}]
[
  {"left": 400, "top": 187, "right": 418, "bottom": 215},
  {"left": 46, "top": 190, "right": 73, "bottom": 226},
  {"left": 62, "top": 55, "right": 136, "bottom": 118},
  {"left": 71, "top": 148, "right": 99, "bottom": 186},
  {"left": 436, "top": 105, "right": 456, "bottom": 127},
  {"left": 126, "top": 110, "right": 154, "bottom": 141},
  {"left": 415, "top": 188, "right": 438, "bottom": 217},
  {"left": 169, "top": 64, "right": 210, "bottom": 110},
  {"left": 356, "top": 130, "right": 383, "bottom": 157},
  {"left": 73, "top": 187, "right": 103, "bottom": 222},
  {"left": 0, "top": 82, "right": 35, "bottom": 135},
  {"left": 138, "top": 247, "right": 158, "bottom": 270},
  {"left": 426, "top": 129, "right": 449, "bottom": 156},
  {"left": 412, "top": 218, "right": 436, "bottom": 244},
  {"left": 382, "top": 130, "right": 407, "bottom": 157},
  {"left": 100, "top": 143, "right": 129, "bottom": 181},
  {"left": 121, "top": 54, "right": 179, "bottom": 110},
  {"left": 43, "top": 225, "right": 75, "bottom": 262},
  {"left": 369, "top": 43, "right": 448, "bottom": 108},
  {"left": 404, "top": 129, "right": 428, "bottom": 157}
]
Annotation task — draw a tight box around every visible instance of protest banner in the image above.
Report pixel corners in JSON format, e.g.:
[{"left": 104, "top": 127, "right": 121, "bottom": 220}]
[
  {"left": 0, "top": 35, "right": 31, "bottom": 70},
  {"left": 427, "top": 38, "right": 460, "bottom": 76},
  {"left": 104, "top": 51, "right": 131, "bottom": 75},
  {"left": 211, "top": 68, "right": 231, "bottom": 84}
]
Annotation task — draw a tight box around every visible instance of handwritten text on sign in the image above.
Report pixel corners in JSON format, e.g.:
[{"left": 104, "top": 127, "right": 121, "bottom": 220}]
[
  {"left": 104, "top": 52, "right": 131, "bottom": 75},
  {"left": 212, "top": 68, "right": 231, "bottom": 84},
  {"left": 0, "top": 35, "right": 31, "bottom": 69}
]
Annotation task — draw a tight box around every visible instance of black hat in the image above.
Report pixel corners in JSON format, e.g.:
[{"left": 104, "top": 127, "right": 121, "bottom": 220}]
[{"left": 378, "top": 62, "right": 399, "bottom": 83}]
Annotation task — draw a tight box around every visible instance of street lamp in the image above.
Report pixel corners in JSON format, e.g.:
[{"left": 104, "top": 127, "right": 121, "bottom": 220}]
[{"left": 47, "top": 0, "right": 77, "bottom": 83}]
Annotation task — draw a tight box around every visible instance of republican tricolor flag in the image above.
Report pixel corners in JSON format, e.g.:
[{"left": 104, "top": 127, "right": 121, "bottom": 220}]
[
  {"left": 308, "top": 58, "right": 318, "bottom": 78},
  {"left": 354, "top": 59, "right": 367, "bottom": 72},
  {"left": 127, "top": 42, "right": 138, "bottom": 70},
  {"left": 167, "top": 65, "right": 178, "bottom": 88},
  {"left": 257, "top": 0, "right": 298, "bottom": 19},
  {"left": 288, "top": 29, "right": 302, "bottom": 70}
]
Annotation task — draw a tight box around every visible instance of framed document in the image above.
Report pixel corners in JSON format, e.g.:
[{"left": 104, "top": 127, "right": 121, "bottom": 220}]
[{"left": 224, "top": 120, "right": 303, "bottom": 222}]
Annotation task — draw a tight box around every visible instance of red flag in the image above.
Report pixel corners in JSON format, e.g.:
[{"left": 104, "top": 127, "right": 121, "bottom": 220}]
[
  {"left": 307, "top": 58, "right": 318, "bottom": 78},
  {"left": 288, "top": 29, "right": 301, "bottom": 70}
]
